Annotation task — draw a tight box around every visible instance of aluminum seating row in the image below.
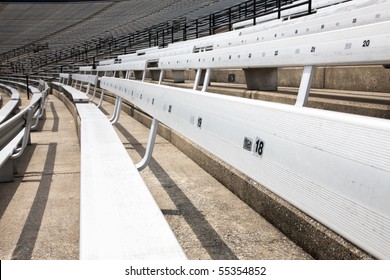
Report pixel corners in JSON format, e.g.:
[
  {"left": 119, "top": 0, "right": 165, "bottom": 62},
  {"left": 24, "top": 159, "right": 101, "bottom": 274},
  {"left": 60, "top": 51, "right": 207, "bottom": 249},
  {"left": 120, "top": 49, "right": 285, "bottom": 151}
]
[
  {"left": 0, "top": 80, "right": 49, "bottom": 182},
  {"left": 91, "top": 8, "right": 390, "bottom": 259},
  {"left": 51, "top": 72, "right": 186, "bottom": 260}
]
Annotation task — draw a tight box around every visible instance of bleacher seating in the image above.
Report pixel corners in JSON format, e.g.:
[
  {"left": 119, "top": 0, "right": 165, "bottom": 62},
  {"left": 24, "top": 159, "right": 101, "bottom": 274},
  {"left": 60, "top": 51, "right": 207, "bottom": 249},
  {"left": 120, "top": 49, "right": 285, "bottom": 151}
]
[
  {"left": 0, "top": 85, "right": 44, "bottom": 182},
  {"left": 53, "top": 73, "right": 98, "bottom": 103},
  {"left": 83, "top": 1, "right": 390, "bottom": 259},
  {"left": 0, "top": 84, "right": 20, "bottom": 124},
  {"left": 2, "top": 0, "right": 390, "bottom": 261},
  {"left": 50, "top": 69, "right": 186, "bottom": 259},
  {"left": 76, "top": 102, "right": 186, "bottom": 259}
]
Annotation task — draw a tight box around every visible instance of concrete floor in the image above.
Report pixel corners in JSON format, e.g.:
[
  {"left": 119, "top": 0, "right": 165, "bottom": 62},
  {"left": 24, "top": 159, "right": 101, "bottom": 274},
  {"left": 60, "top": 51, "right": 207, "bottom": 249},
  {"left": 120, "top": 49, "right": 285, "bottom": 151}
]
[
  {"left": 0, "top": 96, "right": 80, "bottom": 259},
  {"left": 0, "top": 93, "right": 311, "bottom": 260}
]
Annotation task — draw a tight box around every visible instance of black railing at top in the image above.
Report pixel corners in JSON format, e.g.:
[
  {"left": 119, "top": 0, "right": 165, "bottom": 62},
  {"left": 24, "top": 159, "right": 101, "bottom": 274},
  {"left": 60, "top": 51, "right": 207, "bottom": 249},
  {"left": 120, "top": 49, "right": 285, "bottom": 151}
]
[{"left": 1, "top": 0, "right": 312, "bottom": 75}]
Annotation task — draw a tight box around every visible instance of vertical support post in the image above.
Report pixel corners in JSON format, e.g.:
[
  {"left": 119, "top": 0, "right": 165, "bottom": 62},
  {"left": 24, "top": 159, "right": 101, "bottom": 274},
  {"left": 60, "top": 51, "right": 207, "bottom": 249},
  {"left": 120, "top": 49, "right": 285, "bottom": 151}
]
[
  {"left": 201, "top": 68, "right": 211, "bottom": 92},
  {"left": 159, "top": 70, "right": 165, "bottom": 84},
  {"left": 110, "top": 96, "right": 122, "bottom": 124},
  {"left": 26, "top": 74, "right": 30, "bottom": 100},
  {"left": 295, "top": 65, "right": 315, "bottom": 107},
  {"left": 135, "top": 118, "right": 160, "bottom": 171},
  {"left": 98, "top": 71, "right": 107, "bottom": 108},
  {"left": 193, "top": 69, "right": 202, "bottom": 91},
  {"left": 253, "top": 0, "right": 256, "bottom": 26},
  {"left": 135, "top": 69, "right": 164, "bottom": 170}
]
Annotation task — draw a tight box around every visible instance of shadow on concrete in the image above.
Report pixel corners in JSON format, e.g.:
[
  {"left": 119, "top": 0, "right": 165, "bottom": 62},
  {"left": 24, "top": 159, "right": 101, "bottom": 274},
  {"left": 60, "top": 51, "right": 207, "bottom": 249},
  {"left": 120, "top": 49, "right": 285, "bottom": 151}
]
[
  {"left": 35, "top": 101, "right": 58, "bottom": 132},
  {"left": 49, "top": 101, "right": 59, "bottom": 132},
  {"left": 0, "top": 144, "right": 37, "bottom": 220},
  {"left": 0, "top": 100, "right": 51, "bottom": 220},
  {"left": 11, "top": 143, "right": 57, "bottom": 260},
  {"left": 114, "top": 123, "right": 238, "bottom": 260}
]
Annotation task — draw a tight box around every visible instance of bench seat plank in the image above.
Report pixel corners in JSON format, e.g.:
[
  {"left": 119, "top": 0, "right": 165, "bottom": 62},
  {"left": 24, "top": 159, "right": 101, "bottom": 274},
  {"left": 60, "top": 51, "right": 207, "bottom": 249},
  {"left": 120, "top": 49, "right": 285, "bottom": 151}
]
[
  {"left": 61, "top": 84, "right": 90, "bottom": 103},
  {"left": 0, "top": 100, "right": 19, "bottom": 124},
  {"left": 0, "top": 129, "right": 24, "bottom": 168},
  {"left": 76, "top": 103, "right": 186, "bottom": 260}
]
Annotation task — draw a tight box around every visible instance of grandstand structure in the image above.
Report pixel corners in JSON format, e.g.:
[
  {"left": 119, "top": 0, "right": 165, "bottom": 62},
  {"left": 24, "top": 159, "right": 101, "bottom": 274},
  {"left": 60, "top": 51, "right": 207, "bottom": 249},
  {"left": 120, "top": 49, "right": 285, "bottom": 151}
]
[{"left": 1, "top": 0, "right": 390, "bottom": 260}]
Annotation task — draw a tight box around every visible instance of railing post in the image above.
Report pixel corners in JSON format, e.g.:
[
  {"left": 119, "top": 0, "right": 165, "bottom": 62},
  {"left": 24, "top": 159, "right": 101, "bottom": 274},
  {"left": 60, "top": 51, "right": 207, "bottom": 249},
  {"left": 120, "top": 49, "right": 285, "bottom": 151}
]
[
  {"left": 277, "top": 0, "right": 282, "bottom": 19},
  {"left": 253, "top": 0, "right": 256, "bottom": 26},
  {"left": 183, "top": 22, "right": 187, "bottom": 41},
  {"left": 26, "top": 74, "right": 30, "bottom": 100},
  {"left": 228, "top": 7, "right": 232, "bottom": 31},
  {"left": 162, "top": 28, "right": 165, "bottom": 47},
  {"left": 196, "top": 19, "right": 199, "bottom": 38}
]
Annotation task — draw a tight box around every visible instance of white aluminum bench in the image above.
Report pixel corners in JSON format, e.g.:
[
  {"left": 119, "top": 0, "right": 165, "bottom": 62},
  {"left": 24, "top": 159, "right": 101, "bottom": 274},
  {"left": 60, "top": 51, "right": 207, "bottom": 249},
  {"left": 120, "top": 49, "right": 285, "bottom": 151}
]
[
  {"left": 233, "top": 0, "right": 368, "bottom": 29},
  {"left": 76, "top": 103, "right": 186, "bottom": 260},
  {"left": 159, "top": 20, "right": 390, "bottom": 103},
  {"left": 53, "top": 73, "right": 98, "bottom": 103},
  {"left": 0, "top": 93, "right": 42, "bottom": 182},
  {"left": 99, "top": 20, "right": 390, "bottom": 259},
  {"left": 30, "top": 80, "right": 50, "bottom": 131},
  {"left": 118, "top": 45, "right": 195, "bottom": 63},
  {"left": 0, "top": 84, "right": 20, "bottom": 124},
  {"left": 215, "top": 1, "right": 390, "bottom": 50}
]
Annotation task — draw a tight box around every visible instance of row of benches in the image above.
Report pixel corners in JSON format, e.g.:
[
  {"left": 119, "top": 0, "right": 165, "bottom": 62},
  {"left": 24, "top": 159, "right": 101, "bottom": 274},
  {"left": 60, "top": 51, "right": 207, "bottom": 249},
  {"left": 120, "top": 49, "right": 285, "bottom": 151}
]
[
  {"left": 54, "top": 0, "right": 390, "bottom": 259},
  {"left": 0, "top": 80, "right": 49, "bottom": 182},
  {"left": 52, "top": 73, "right": 186, "bottom": 259}
]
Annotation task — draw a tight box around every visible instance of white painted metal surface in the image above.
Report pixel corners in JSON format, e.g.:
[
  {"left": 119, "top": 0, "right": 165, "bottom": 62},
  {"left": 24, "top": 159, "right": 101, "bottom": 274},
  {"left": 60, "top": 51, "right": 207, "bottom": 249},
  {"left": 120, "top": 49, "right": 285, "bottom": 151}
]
[
  {"left": 100, "top": 76, "right": 390, "bottom": 259},
  {"left": 159, "top": 21, "right": 390, "bottom": 70},
  {"left": 77, "top": 103, "right": 186, "bottom": 260},
  {"left": 79, "top": 66, "right": 93, "bottom": 72},
  {"left": 61, "top": 85, "right": 90, "bottom": 103},
  {"left": 96, "top": 60, "right": 147, "bottom": 72},
  {"left": 0, "top": 93, "right": 42, "bottom": 175},
  {"left": 119, "top": 45, "right": 195, "bottom": 63},
  {"left": 72, "top": 74, "right": 98, "bottom": 86},
  {"left": 233, "top": 0, "right": 381, "bottom": 29},
  {"left": 216, "top": 1, "right": 390, "bottom": 50},
  {"left": 0, "top": 84, "right": 20, "bottom": 124}
]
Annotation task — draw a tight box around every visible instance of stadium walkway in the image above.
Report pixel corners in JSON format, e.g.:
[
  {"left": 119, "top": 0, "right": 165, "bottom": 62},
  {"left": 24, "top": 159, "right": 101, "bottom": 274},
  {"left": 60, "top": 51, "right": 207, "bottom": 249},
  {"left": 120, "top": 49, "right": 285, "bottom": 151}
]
[{"left": 0, "top": 93, "right": 312, "bottom": 260}]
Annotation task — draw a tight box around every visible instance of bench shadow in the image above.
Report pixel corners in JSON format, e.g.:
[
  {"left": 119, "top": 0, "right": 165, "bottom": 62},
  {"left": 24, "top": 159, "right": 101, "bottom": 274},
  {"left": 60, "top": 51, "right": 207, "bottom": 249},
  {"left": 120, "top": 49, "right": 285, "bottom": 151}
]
[
  {"left": 0, "top": 144, "right": 37, "bottom": 220},
  {"left": 11, "top": 143, "right": 57, "bottom": 260},
  {"left": 0, "top": 102, "right": 53, "bottom": 220},
  {"left": 114, "top": 123, "right": 238, "bottom": 260}
]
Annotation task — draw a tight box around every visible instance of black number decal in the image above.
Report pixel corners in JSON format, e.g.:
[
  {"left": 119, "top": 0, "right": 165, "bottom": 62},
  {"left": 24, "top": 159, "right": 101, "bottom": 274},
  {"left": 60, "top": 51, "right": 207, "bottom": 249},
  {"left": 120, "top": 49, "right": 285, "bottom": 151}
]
[
  {"left": 362, "top": 40, "right": 370, "bottom": 47},
  {"left": 254, "top": 138, "right": 264, "bottom": 156},
  {"left": 311, "top": 46, "right": 316, "bottom": 53}
]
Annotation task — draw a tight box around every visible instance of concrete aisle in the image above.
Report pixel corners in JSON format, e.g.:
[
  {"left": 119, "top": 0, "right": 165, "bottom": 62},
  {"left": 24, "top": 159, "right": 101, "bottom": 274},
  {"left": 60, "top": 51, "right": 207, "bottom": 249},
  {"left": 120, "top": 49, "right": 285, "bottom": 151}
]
[{"left": 0, "top": 95, "right": 80, "bottom": 259}]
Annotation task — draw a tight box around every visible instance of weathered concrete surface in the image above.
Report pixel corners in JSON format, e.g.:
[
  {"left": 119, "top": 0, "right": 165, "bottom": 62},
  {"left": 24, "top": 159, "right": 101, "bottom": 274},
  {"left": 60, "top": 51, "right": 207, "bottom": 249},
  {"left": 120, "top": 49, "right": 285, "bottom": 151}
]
[{"left": 0, "top": 94, "right": 80, "bottom": 260}]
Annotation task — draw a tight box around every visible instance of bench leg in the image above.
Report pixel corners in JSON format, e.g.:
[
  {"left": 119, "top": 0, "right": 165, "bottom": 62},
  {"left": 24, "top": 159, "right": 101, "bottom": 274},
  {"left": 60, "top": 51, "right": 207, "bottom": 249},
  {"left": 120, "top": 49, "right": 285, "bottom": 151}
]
[
  {"left": 97, "top": 89, "right": 105, "bottom": 108},
  {"left": 295, "top": 65, "right": 315, "bottom": 107},
  {"left": 193, "top": 68, "right": 202, "bottom": 90},
  {"left": 135, "top": 118, "right": 159, "bottom": 171},
  {"left": 201, "top": 68, "right": 211, "bottom": 92},
  {"left": 90, "top": 86, "right": 97, "bottom": 102},
  {"left": 0, "top": 159, "right": 15, "bottom": 182},
  {"left": 110, "top": 96, "right": 122, "bottom": 125}
]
